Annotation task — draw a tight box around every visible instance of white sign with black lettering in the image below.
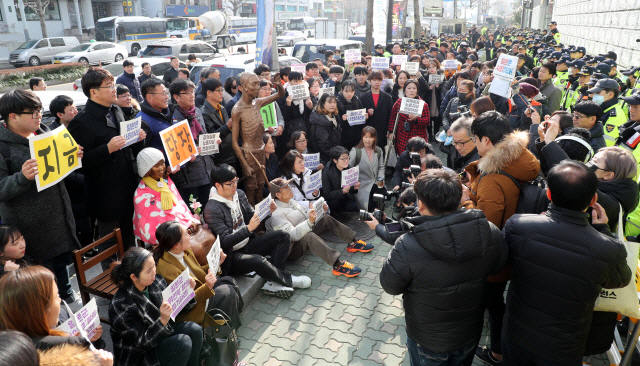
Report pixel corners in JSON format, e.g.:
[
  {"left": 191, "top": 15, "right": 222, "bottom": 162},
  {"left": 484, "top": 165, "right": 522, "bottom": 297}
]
[
  {"left": 401, "top": 62, "right": 419, "bottom": 75},
  {"left": 319, "top": 86, "right": 335, "bottom": 98},
  {"left": 399, "top": 97, "right": 425, "bottom": 117},
  {"left": 313, "top": 197, "right": 325, "bottom": 221},
  {"left": 392, "top": 55, "right": 407, "bottom": 65},
  {"left": 347, "top": 109, "right": 367, "bottom": 126},
  {"left": 290, "top": 84, "right": 310, "bottom": 101},
  {"left": 371, "top": 57, "right": 390, "bottom": 70},
  {"left": 256, "top": 195, "right": 273, "bottom": 222},
  {"left": 341, "top": 166, "right": 359, "bottom": 188},
  {"left": 198, "top": 133, "right": 219, "bottom": 155},
  {"left": 428, "top": 74, "right": 445, "bottom": 85}
]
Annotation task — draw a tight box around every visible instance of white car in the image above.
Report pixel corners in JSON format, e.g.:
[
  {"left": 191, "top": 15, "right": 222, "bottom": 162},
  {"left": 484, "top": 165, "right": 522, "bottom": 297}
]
[
  {"left": 0, "top": 91, "right": 89, "bottom": 127},
  {"left": 189, "top": 54, "right": 302, "bottom": 84},
  {"left": 73, "top": 58, "right": 187, "bottom": 91},
  {"left": 277, "top": 31, "right": 307, "bottom": 47},
  {"left": 53, "top": 42, "right": 128, "bottom": 66}
]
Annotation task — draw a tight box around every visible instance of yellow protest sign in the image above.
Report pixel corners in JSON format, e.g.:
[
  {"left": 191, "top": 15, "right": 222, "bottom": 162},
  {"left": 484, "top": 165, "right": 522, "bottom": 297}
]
[
  {"left": 29, "top": 126, "right": 82, "bottom": 192},
  {"left": 160, "top": 120, "right": 198, "bottom": 170}
]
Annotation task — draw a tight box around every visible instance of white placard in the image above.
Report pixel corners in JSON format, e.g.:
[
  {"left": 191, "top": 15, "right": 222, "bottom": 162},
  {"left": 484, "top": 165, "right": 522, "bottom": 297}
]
[
  {"left": 401, "top": 62, "right": 419, "bottom": 75},
  {"left": 319, "top": 86, "right": 335, "bottom": 98},
  {"left": 55, "top": 298, "right": 100, "bottom": 341},
  {"left": 290, "top": 63, "right": 306, "bottom": 73},
  {"left": 256, "top": 195, "right": 273, "bottom": 222},
  {"left": 493, "top": 54, "right": 519, "bottom": 79},
  {"left": 303, "top": 170, "right": 322, "bottom": 194},
  {"left": 313, "top": 197, "right": 325, "bottom": 221},
  {"left": 443, "top": 60, "right": 459, "bottom": 70},
  {"left": 488, "top": 77, "right": 513, "bottom": 98},
  {"left": 347, "top": 109, "right": 367, "bottom": 126},
  {"left": 290, "top": 84, "right": 310, "bottom": 101},
  {"left": 344, "top": 49, "right": 361, "bottom": 63},
  {"left": 399, "top": 97, "right": 425, "bottom": 117},
  {"left": 120, "top": 117, "right": 142, "bottom": 149},
  {"left": 428, "top": 74, "right": 445, "bottom": 85},
  {"left": 371, "top": 57, "right": 390, "bottom": 70},
  {"left": 392, "top": 55, "right": 408, "bottom": 65},
  {"left": 206, "top": 235, "right": 221, "bottom": 275},
  {"left": 162, "top": 269, "right": 196, "bottom": 321},
  {"left": 341, "top": 166, "right": 359, "bottom": 188},
  {"left": 303, "top": 153, "right": 320, "bottom": 170},
  {"left": 199, "top": 133, "right": 219, "bottom": 155}
]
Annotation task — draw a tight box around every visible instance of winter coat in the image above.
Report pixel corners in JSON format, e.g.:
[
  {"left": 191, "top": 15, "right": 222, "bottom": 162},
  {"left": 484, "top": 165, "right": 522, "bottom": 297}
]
[
  {"left": 380, "top": 209, "right": 507, "bottom": 353},
  {"left": 277, "top": 91, "right": 308, "bottom": 134},
  {"left": 321, "top": 162, "right": 358, "bottom": 207},
  {"left": 68, "top": 99, "right": 143, "bottom": 222},
  {"left": 389, "top": 97, "right": 431, "bottom": 155},
  {"left": 201, "top": 100, "right": 236, "bottom": 165},
  {"left": 453, "top": 147, "right": 481, "bottom": 173},
  {"left": 539, "top": 78, "right": 562, "bottom": 112},
  {"left": 442, "top": 96, "right": 472, "bottom": 131},
  {"left": 171, "top": 107, "right": 215, "bottom": 189},
  {"left": 38, "top": 343, "right": 98, "bottom": 366},
  {"left": 162, "top": 67, "right": 179, "bottom": 86},
  {"left": 349, "top": 146, "right": 385, "bottom": 210},
  {"left": 503, "top": 204, "right": 631, "bottom": 363},
  {"left": 336, "top": 92, "right": 365, "bottom": 150},
  {"left": 391, "top": 148, "right": 435, "bottom": 188},
  {"left": 138, "top": 101, "right": 175, "bottom": 153},
  {"left": 439, "top": 84, "right": 457, "bottom": 117},
  {"left": 116, "top": 71, "right": 143, "bottom": 102},
  {"left": 361, "top": 90, "right": 393, "bottom": 149},
  {"left": 285, "top": 168, "right": 321, "bottom": 207},
  {"left": 354, "top": 80, "right": 371, "bottom": 100},
  {"left": 308, "top": 110, "right": 341, "bottom": 165},
  {"left": 420, "top": 72, "right": 444, "bottom": 116},
  {"left": 266, "top": 198, "right": 313, "bottom": 242},
  {"left": 138, "top": 72, "right": 156, "bottom": 86},
  {"left": 225, "top": 91, "right": 241, "bottom": 117},
  {"left": 588, "top": 121, "right": 607, "bottom": 152}
]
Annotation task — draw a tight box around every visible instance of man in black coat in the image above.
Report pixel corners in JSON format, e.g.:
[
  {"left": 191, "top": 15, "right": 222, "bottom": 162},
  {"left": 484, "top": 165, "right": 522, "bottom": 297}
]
[
  {"left": 391, "top": 137, "right": 435, "bottom": 190},
  {"left": 162, "top": 57, "right": 180, "bottom": 86},
  {"left": 379, "top": 169, "right": 507, "bottom": 366},
  {"left": 200, "top": 78, "right": 236, "bottom": 167},
  {"left": 501, "top": 160, "right": 631, "bottom": 365},
  {"left": 361, "top": 70, "right": 393, "bottom": 149},
  {"left": 68, "top": 67, "right": 146, "bottom": 252}
]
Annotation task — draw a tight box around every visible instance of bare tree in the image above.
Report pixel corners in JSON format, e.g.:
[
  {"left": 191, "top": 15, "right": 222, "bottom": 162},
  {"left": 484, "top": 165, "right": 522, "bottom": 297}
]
[
  {"left": 364, "top": 0, "right": 373, "bottom": 53},
  {"left": 223, "top": 0, "right": 249, "bottom": 16},
  {"left": 413, "top": 0, "right": 421, "bottom": 39},
  {"left": 22, "top": 0, "right": 49, "bottom": 38}
]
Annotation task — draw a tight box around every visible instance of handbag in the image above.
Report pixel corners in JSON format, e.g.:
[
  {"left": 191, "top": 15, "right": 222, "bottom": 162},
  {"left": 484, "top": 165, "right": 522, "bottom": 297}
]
[
  {"left": 202, "top": 308, "right": 239, "bottom": 366},
  {"left": 594, "top": 204, "right": 640, "bottom": 318},
  {"left": 189, "top": 224, "right": 216, "bottom": 267}
]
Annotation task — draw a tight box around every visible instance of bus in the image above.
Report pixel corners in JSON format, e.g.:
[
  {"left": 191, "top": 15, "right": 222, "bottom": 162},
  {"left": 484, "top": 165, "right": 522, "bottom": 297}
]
[
  {"left": 290, "top": 17, "right": 316, "bottom": 38},
  {"left": 95, "top": 16, "right": 167, "bottom": 56},
  {"left": 227, "top": 17, "right": 257, "bottom": 44}
]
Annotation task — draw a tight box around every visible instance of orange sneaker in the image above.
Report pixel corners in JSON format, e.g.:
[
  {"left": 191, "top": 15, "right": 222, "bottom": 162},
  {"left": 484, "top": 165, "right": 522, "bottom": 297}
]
[
  {"left": 347, "top": 239, "right": 374, "bottom": 253},
  {"left": 332, "top": 261, "right": 362, "bottom": 277}
]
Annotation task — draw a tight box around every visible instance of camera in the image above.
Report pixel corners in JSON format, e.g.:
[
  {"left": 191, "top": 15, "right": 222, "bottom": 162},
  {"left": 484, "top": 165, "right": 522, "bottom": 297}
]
[
  {"left": 359, "top": 194, "right": 386, "bottom": 222},
  {"left": 458, "top": 105, "right": 472, "bottom": 118},
  {"left": 401, "top": 182, "right": 414, "bottom": 190},
  {"left": 409, "top": 152, "right": 421, "bottom": 165},
  {"left": 402, "top": 165, "right": 422, "bottom": 177}
]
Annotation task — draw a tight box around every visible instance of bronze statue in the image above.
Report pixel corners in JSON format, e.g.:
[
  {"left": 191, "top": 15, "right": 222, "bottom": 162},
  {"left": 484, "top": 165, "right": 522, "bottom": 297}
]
[{"left": 231, "top": 72, "right": 285, "bottom": 205}]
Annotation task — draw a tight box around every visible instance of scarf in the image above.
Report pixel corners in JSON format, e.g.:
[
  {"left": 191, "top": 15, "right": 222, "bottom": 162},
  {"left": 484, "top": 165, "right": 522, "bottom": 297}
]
[
  {"left": 142, "top": 177, "right": 179, "bottom": 211},
  {"left": 178, "top": 105, "right": 204, "bottom": 142}
]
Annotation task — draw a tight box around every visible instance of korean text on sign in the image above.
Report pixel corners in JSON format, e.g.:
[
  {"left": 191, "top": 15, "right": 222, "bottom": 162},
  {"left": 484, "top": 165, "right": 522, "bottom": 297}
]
[
  {"left": 303, "top": 170, "right": 322, "bottom": 194},
  {"left": 392, "top": 55, "right": 408, "bottom": 65},
  {"left": 347, "top": 109, "right": 367, "bottom": 126},
  {"left": 120, "top": 117, "right": 141, "bottom": 149},
  {"left": 371, "top": 57, "right": 390, "bottom": 70},
  {"left": 160, "top": 120, "right": 198, "bottom": 171},
  {"left": 344, "top": 49, "right": 361, "bottom": 63},
  {"left": 290, "top": 84, "right": 310, "bottom": 101},
  {"left": 319, "top": 87, "right": 335, "bottom": 98},
  {"left": 256, "top": 196, "right": 273, "bottom": 222},
  {"left": 206, "top": 236, "right": 221, "bottom": 274},
  {"left": 313, "top": 197, "right": 325, "bottom": 221},
  {"left": 199, "top": 133, "right": 219, "bottom": 155},
  {"left": 341, "top": 166, "right": 359, "bottom": 188},
  {"left": 162, "top": 269, "right": 196, "bottom": 321},
  {"left": 401, "top": 62, "right": 419, "bottom": 75},
  {"left": 399, "top": 97, "right": 425, "bottom": 117},
  {"left": 29, "top": 125, "right": 82, "bottom": 192},
  {"left": 303, "top": 153, "right": 320, "bottom": 170}
]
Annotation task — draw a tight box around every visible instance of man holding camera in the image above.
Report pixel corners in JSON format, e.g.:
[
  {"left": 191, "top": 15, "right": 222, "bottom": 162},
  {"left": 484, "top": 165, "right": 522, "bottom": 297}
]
[
  {"left": 392, "top": 137, "right": 435, "bottom": 191},
  {"left": 380, "top": 169, "right": 507, "bottom": 366},
  {"left": 450, "top": 117, "right": 480, "bottom": 173}
]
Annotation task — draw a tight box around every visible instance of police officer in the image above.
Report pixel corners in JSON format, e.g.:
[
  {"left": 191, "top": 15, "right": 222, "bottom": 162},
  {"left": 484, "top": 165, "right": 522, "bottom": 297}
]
[
  {"left": 554, "top": 55, "right": 571, "bottom": 89},
  {"left": 547, "top": 21, "right": 561, "bottom": 43},
  {"left": 588, "top": 78, "right": 627, "bottom": 146},
  {"left": 373, "top": 44, "right": 385, "bottom": 57},
  {"left": 604, "top": 59, "right": 625, "bottom": 92},
  {"left": 563, "top": 65, "right": 593, "bottom": 110},
  {"left": 570, "top": 46, "right": 586, "bottom": 60}
]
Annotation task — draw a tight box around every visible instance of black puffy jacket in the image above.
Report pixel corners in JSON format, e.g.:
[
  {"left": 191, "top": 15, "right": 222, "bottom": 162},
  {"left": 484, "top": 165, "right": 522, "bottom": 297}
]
[
  {"left": 308, "top": 110, "right": 341, "bottom": 165},
  {"left": 380, "top": 209, "right": 507, "bottom": 352},
  {"left": 503, "top": 205, "right": 631, "bottom": 363}
]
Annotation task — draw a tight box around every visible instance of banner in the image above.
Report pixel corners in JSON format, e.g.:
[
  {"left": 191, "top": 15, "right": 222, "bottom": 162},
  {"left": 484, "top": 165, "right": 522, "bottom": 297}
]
[
  {"left": 29, "top": 126, "right": 82, "bottom": 192},
  {"left": 120, "top": 117, "right": 141, "bottom": 149},
  {"left": 401, "top": 62, "right": 419, "bottom": 75},
  {"left": 255, "top": 0, "right": 275, "bottom": 67},
  {"left": 256, "top": 195, "right": 273, "bottom": 221},
  {"left": 162, "top": 269, "right": 196, "bottom": 321},
  {"left": 319, "top": 86, "right": 335, "bottom": 98},
  {"left": 373, "top": 0, "right": 388, "bottom": 50},
  {"left": 341, "top": 166, "right": 359, "bottom": 188},
  {"left": 303, "top": 170, "right": 322, "bottom": 194},
  {"left": 392, "top": 55, "right": 407, "bottom": 65},
  {"left": 399, "top": 98, "right": 425, "bottom": 117},
  {"left": 199, "top": 133, "right": 219, "bottom": 155},
  {"left": 206, "top": 236, "right": 221, "bottom": 274},
  {"left": 347, "top": 109, "right": 367, "bottom": 126},
  {"left": 303, "top": 153, "right": 320, "bottom": 170},
  {"left": 290, "top": 84, "right": 310, "bottom": 101},
  {"left": 372, "top": 57, "right": 390, "bottom": 70},
  {"left": 261, "top": 102, "right": 278, "bottom": 129},
  {"left": 160, "top": 120, "right": 198, "bottom": 171},
  {"left": 344, "top": 49, "right": 360, "bottom": 63}
]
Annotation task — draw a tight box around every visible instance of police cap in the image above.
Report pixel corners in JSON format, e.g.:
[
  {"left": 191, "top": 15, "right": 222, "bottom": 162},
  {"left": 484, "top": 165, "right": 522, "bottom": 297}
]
[
  {"left": 620, "top": 92, "right": 640, "bottom": 105},
  {"left": 595, "top": 63, "right": 612, "bottom": 75},
  {"left": 587, "top": 78, "right": 620, "bottom": 94},
  {"left": 577, "top": 66, "right": 595, "bottom": 76}
]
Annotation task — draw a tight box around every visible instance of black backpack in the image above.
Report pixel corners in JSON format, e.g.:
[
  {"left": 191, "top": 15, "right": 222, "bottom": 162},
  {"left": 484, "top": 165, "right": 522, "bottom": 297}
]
[{"left": 481, "top": 170, "right": 549, "bottom": 215}]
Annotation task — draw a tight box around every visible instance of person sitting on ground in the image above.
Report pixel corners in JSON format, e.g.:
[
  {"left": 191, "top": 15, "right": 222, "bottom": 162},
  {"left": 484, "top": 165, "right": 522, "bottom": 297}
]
[
  {"left": 322, "top": 146, "right": 361, "bottom": 215},
  {"left": 266, "top": 178, "right": 372, "bottom": 277},
  {"left": 109, "top": 247, "right": 202, "bottom": 366},
  {"left": 280, "top": 150, "right": 322, "bottom": 207},
  {"left": 0, "top": 225, "right": 30, "bottom": 278},
  {"left": 204, "top": 164, "right": 311, "bottom": 298}
]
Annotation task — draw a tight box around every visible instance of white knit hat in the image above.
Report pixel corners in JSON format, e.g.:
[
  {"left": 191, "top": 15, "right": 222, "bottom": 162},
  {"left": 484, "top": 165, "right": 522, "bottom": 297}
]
[{"left": 137, "top": 148, "right": 165, "bottom": 177}]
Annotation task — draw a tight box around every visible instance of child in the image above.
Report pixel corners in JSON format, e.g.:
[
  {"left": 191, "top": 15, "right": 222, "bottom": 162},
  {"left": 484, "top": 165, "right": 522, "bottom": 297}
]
[
  {"left": 337, "top": 80, "right": 367, "bottom": 151},
  {"left": 0, "top": 225, "right": 29, "bottom": 278}
]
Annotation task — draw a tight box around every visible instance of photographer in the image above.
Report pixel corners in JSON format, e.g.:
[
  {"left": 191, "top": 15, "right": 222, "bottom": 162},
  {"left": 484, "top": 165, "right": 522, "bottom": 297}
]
[
  {"left": 392, "top": 137, "right": 435, "bottom": 191},
  {"left": 379, "top": 169, "right": 507, "bottom": 366}
]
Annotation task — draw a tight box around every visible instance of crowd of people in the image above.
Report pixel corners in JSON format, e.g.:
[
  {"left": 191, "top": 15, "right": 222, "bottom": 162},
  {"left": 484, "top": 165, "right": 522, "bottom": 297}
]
[{"left": 0, "top": 20, "right": 639, "bottom": 366}]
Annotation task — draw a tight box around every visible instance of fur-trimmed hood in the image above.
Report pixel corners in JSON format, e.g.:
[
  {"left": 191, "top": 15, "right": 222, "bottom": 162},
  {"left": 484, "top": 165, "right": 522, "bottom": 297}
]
[
  {"left": 476, "top": 131, "right": 540, "bottom": 180},
  {"left": 39, "top": 344, "right": 99, "bottom": 366}
]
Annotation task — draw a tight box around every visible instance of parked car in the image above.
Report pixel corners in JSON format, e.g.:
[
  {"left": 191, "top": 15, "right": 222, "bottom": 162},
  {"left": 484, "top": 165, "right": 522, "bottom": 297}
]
[
  {"left": 277, "top": 31, "right": 307, "bottom": 46},
  {"left": 291, "top": 39, "right": 363, "bottom": 63},
  {"left": 10, "top": 37, "right": 80, "bottom": 68},
  {"left": 189, "top": 55, "right": 302, "bottom": 85},
  {"left": 139, "top": 39, "right": 218, "bottom": 61},
  {"left": 0, "top": 91, "right": 87, "bottom": 126},
  {"left": 53, "top": 42, "right": 128, "bottom": 66},
  {"left": 73, "top": 58, "right": 187, "bottom": 91}
]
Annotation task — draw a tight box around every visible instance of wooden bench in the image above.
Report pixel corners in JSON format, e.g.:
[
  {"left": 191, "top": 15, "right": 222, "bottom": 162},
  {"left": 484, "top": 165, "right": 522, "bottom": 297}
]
[{"left": 72, "top": 228, "right": 125, "bottom": 324}]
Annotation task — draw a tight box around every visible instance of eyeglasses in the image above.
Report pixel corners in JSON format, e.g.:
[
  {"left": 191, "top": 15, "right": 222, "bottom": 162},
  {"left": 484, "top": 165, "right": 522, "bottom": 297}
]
[
  {"left": 118, "top": 93, "right": 132, "bottom": 99},
  {"left": 223, "top": 178, "right": 239, "bottom": 187},
  {"left": 214, "top": 88, "right": 224, "bottom": 93},
  {"left": 179, "top": 90, "right": 195, "bottom": 95},
  {"left": 338, "top": 156, "right": 349, "bottom": 162},
  {"left": 295, "top": 139, "right": 308, "bottom": 144},
  {"left": 452, "top": 138, "right": 474, "bottom": 147},
  {"left": 572, "top": 113, "right": 587, "bottom": 119},
  {"left": 17, "top": 108, "right": 44, "bottom": 119},
  {"left": 231, "top": 85, "right": 237, "bottom": 89},
  {"left": 148, "top": 92, "right": 170, "bottom": 96},
  {"left": 96, "top": 84, "right": 116, "bottom": 91}
]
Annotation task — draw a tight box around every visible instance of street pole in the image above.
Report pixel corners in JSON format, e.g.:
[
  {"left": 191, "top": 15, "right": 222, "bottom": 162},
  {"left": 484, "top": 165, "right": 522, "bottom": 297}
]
[
  {"left": 73, "top": 0, "right": 82, "bottom": 36},
  {"left": 521, "top": 0, "right": 526, "bottom": 28},
  {"left": 454, "top": 0, "right": 457, "bottom": 18},
  {"left": 17, "top": 0, "right": 30, "bottom": 40}
]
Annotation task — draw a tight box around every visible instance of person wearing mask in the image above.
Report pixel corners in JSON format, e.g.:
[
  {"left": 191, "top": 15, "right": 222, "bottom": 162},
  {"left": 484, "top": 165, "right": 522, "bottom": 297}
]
[
  {"left": 388, "top": 80, "right": 431, "bottom": 156},
  {"left": 309, "top": 94, "right": 341, "bottom": 165},
  {"left": 362, "top": 70, "right": 394, "bottom": 149},
  {"left": 109, "top": 248, "right": 203, "bottom": 366},
  {"left": 440, "top": 72, "right": 473, "bottom": 118},
  {"left": 116, "top": 60, "right": 143, "bottom": 103},
  {"left": 336, "top": 80, "right": 366, "bottom": 151},
  {"left": 304, "top": 77, "right": 322, "bottom": 122},
  {"left": 450, "top": 117, "right": 480, "bottom": 173},
  {"left": 572, "top": 100, "right": 606, "bottom": 151},
  {"left": 163, "top": 57, "right": 181, "bottom": 86},
  {"left": 349, "top": 126, "right": 385, "bottom": 211},
  {"left": 115, "top": 84, "right": 141, "bottom": 120},
  {"left": 538, "top": 61, "right": 562, "bottom": 112},
  {"left": 378, "top": 168, "right": 507, "bottom": 366},
  {"left": 587, "top": 79, "right": 627, "bottom": 146},
  {"left": 501, "top": 160, "right": 630, "bottom": 366},
  {"left": 204, "top": 164, "right": 310, "bottom": 298},
  {"left": 321, "top": 146, "right": 361, "bottom": 215},
  {"left": 200, "top": 78, "right": 236, "bottom": 168},
  {"left": 442, "top": 80, "right": 475, "bottom": 135},
  {"left": 138, "top": 62, "right": 156, "bottom": 85}
]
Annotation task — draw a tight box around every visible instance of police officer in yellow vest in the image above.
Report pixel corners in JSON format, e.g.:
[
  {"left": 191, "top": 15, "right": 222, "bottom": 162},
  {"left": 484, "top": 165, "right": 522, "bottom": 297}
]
[
  {"left": 548, "top": 21, "right": 561, "bottom": 43},
  {"left": 553, "top": 55, "right": 571, "bottom": 89},
  {"left": 614, "top": 92, "right": 640, "bottom": 236},
  {"left": 588, "top": 78, "right": 627, "bottom": 146}
]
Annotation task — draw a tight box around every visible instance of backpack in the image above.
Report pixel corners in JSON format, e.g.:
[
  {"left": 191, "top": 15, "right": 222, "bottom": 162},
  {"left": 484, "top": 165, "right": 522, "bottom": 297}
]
[
  {"left": 480, "top": 170, "right": 549, "bottom": 215},
  {"left": 354, "top": 146, "right": 383, "bottom": 166}
]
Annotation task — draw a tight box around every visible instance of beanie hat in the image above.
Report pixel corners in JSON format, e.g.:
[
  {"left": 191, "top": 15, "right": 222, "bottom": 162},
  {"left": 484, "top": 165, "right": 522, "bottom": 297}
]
[
  {"left": 137, "top": 148, "right": 165, "bottom": 177},
  {"left": 519, "top": 82, "right": 540, "bottom": 99}
]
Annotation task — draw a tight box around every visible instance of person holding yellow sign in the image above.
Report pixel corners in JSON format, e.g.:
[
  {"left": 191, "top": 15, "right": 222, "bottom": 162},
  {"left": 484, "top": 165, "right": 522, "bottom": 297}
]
[{"left": 0, "top": 89, "right": 83, "bottom": 305}]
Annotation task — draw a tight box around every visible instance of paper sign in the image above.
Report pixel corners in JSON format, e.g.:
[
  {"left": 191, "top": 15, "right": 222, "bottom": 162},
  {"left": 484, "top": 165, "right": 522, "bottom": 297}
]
[
  {"left": 206, "top": 235, "right": 221, "bottom": 275},
  {"left": 261, "top": 102, "right": 278, "bottom": 129},
  {"left": 199, "top": 133, "right": 219, "bottom": 155},
  {"left": 371, "top": 57, "right": 390, "bottom": 70},
  {"left": 256, "top": 195, "right": 273, "bottom": 221},
  {"left": 493, "top": 54, "right": 518, "bottom": 80},
  {"left": 120, "top": 117, "right": 141, "bottom": 149},
  {"left": 341, "top": 166, "right": 359, "bottom": 188},
  {"left": 344, "top": 49, "right": 361, "bottom": 63},
  {"left": 347, "top": 109, "right": 367, "bottom": 126},
  {"left": 55, "top": 298, "right": 100, "bottom": 341},
  {"left": 162, "top": 269, "right": 196, "bottom": 321},
  {"left": 313, "top": 197, "right": 325, "bottom": 221},
  {"left": 303, "top": 153, "right": 320, "bottom": 170},
  {"left": 401, "top": 62, "right": 419, "bottom": 75},
  {"left": 303, "top": 170, "right": 322, "bottom": 194},
  {"left": 392, "top": 55, "right": 407, "bottom": 65},
  {"left": 290, "top": 63, "right": 306, "bottom": 73},
  {"left": 428, "top": 74, "right": 445, "bottom": 85},
  {"left": 290, "top": 84, "right": 310, "bottom": 101},
  {"left": 159, "top": 120, "right": 198, "bottom": 171},
  {"left": 488, "top": 77, "right": 513, "bottom": 98},
  {"left": 399, "top": 97, "right": 425, "bottom": 117},
  {"left": 319, "top": 86, "right": 335, "bottom": 98},
  {"left": 29, "top": 125, "right": 82, "bottom": 192},
  {"left": 443, "top": 60, "right": 459, "bottom": 70}
]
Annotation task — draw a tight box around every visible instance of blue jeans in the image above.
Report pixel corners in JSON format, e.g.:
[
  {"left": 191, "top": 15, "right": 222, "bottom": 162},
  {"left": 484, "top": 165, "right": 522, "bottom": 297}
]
[{"left": 407, "top": 335, "right": 476, "bottom": 366}]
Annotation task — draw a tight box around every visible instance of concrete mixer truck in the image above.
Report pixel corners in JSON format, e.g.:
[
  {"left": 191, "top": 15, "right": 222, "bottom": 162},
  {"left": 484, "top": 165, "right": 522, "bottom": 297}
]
[{"left": 166, "top": 11, "right": 234, "bottom": 49}]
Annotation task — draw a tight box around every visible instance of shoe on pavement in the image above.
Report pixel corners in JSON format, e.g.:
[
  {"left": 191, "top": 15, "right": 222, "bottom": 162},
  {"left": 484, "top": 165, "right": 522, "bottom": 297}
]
[
  {"left": 347, "top": 239, "right": 374, "bottom": 253},
  {"left": 475, "top": 346, "right": 502, "bottom": 366},
  {"left": 332, "top": 261, "right": 362, "bottom": 277},
  {"left": 291, "top": 275, "right": 311, "bottom": 289},
  {"left": 261, "top": 281, "right": 294, "bottom": 299}
]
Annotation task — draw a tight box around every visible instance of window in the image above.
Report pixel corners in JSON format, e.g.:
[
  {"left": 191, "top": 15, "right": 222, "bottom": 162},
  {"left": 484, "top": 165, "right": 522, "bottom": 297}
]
[
  {"left": 102, "top": 43, "right": 114, "bottom": 49},
  {"left": 275, "top": 5, "right": 284, "bottom": 10},
  {"left": 287, "top": 5, "right": 296, "bottom": 11},
  {"left": 299, "top": 6, "right": 305, "bottom": 11},
  {"left": 151, "top": 21, "right": 165, "bottom": 33},
  {"left": 188, "top": 44, "right": 200, "bottom": 53},
  {"left": 49, "top": 38, "right": 64, "bottom": 47},
  {"left": 200, "top": 44, "right": 215, "bottom": 53},
  {"left": 15, "top": 0, "right": 61, "bottom": 20},
  {"left": 35, "top": 40, "right": 49, "bottom": 48},
  {"left": 180, "top": 44, "right": 188, "bottom": 53}
]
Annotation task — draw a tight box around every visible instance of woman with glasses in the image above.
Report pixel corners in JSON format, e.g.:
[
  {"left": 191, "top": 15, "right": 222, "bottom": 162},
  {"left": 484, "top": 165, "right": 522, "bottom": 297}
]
[
  {"left": 115, "top": 84, "right": 140, "bottom": 120},
  {"left": 279, "top": 150, "right": 321, "bottom": 207}
]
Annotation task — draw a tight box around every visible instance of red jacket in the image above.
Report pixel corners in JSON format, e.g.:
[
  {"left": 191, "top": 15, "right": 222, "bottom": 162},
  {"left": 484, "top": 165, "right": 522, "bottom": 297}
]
[{"left": 388, "top": 97, "right": 430, "bottom": 155}]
